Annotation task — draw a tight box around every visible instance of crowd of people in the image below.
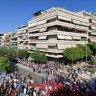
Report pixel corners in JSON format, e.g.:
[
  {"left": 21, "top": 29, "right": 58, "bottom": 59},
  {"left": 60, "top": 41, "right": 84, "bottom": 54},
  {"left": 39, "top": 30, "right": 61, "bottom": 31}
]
[{"left": 0, "top": 59, "right": 96, "bottom": 96}]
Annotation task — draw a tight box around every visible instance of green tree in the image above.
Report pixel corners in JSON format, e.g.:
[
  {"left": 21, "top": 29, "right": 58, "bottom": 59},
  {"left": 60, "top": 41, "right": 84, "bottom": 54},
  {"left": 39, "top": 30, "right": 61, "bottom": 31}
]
[
  {"left": 0, "top": 47, "right": 8, "bottom": 56},
  {"left": 78, "top": 45, "right": 92, "bottom": 58},
  {"left": 75, "top": 47, "right": 84, "bottom": 60},
  {"left": 40, "top": 52, "right": 47, "bottom": 63},
  {"left": 63, "top": 47, "right": 77, "bottom": 63},
  {"left": 88, "top": 42, "right": 96, "bottom": 55},
  {"left": 91, "top": 56, "right": 96, "bottom": 64},
  {"left": 7, "top": 48, "right": 17, "bottom": 58},
  {"left": 17, "top": 49, "right": 29, "bottom": 59},
  {"left": 0, "top": 57, "right": 11, "bottom": 72},
  {"left": 30, "top": 49, "right": 41, "bottom": 62}
]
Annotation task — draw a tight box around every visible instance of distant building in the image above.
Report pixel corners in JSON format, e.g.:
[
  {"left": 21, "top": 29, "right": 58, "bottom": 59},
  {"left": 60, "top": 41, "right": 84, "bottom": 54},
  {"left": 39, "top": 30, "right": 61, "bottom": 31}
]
[
  {"left": 4, "top": 32, "right": 11, "bottom": 48},
  {"left": 10, "top": 32, "right": 17, "bottom": 49},
  {"left": 0, "top": 32, "right": 11, "bottom": 48},
  {"left": 0, "top": 33, "right": 4, "bottom": 47},
  {"left": 17, "top": 24, "right": 28, "bottom": 50}
]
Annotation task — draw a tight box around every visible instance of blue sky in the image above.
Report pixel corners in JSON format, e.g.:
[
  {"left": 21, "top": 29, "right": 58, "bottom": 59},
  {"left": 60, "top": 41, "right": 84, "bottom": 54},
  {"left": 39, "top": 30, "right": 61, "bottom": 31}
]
[{"left": 0, "top": 0, "right": 96, "bottom": 33}]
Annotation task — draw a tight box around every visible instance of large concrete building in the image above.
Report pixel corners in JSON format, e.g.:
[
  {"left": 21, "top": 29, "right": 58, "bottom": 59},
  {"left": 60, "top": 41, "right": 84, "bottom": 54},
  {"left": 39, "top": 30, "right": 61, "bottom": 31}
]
[
  {"left": 17, "top": 25, "right": 28, "bottom": 50},
  {"left": 9, "top": 7, "right": 96, "bottom": 60},
  {"left": 78, "top": 11, "right": 96, "bottom": 42},
  {"left": 28, "top": 7, "right": 89, "bottom": 59}
]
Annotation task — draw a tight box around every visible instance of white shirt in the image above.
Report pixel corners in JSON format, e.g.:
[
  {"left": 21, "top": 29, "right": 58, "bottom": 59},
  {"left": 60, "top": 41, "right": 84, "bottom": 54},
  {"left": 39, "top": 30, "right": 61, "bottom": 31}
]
[
  {"left": 31, "top": 79, "right": 34, "bottom": 84},
  {"left": 24, "top": 88, "right": 26, "bottom": 93},
  {"left": 33, "top": 91, "right": 36, "bottom": 96}
]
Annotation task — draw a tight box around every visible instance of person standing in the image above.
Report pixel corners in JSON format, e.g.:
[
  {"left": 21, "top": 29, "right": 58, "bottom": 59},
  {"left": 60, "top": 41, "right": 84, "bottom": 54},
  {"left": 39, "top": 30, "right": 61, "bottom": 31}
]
[
  {"left": 23, "top": 87, "right": 27, "bottom": 96},
  {"left": 10, "top": 90, "right": 15, "bottom": 96},
  {"left": 29, "top": 87, "right": 33, "bottom": 96}
]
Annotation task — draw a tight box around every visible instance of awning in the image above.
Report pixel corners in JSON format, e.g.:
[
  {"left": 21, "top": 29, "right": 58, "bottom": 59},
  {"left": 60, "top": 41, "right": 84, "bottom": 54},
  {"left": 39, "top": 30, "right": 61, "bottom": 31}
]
[
  {"left": 57, "top": 44, "right": 76, "bottom": 49},
  {"left": 81, "top": 22, "right": 89, "bottom": 26},
  {"left": 36, "top": 44, "right": 41, "bottom": 48},
  {"left": 28, "top": 28, "right": 39, "bottom": 32},
  {"left": 91, "top": 32, "right": 96, "bottom": 35},
  {"left": 18, "top": 42, "right": 21, "bottom": 44},
  {"left": 91, "top": 19, "right": 96, "bottom": 23},
  {"left": 91, "top": 26, "right": 96, "bottom": 30},
  {"left": 57, "top": 44, "right": 67, "bottom": 49},
  {"left": 23, "top": 36, "right": 27, "bottom": 39},
  {"left": 23, "top": 30, "right": 27, "bottom": 33},
  {"left": 23, "top": 41, "right": 27, "bottom": 44},
  {"left": 72, "top": 36, "right": 81, "bottom": 40},
  {"left": 72, "top": 20, "right": 81, "bottom": 25},
  {"left": 57, "top": 35, "right": 72, "bottom": 40},
  {"left": 57, "top": 35, "right": 65, "bottom": 39},
  {"left": 36, "top": 44, "right": 48, "bottom": 49},
  {"left": 38, "top": 36, "right": 47, "bottom": 40},
  {"left": 39, "top": 27, "right": 47, "bottom": 32},
  {"left": 90, "top": 39, "right": 96, "bottom": 42},
  {"left": 75, "top": 25, "right": 88, "bottom": 30},
  {"left": 18, "top": 31, "right": 23, "bottom": 34},
  {"left": 29, "top": 20, "right": 47, "bottom": 27},
  {"left": 48, "top": 44, "right": 56, "bottom": 46},
  {"left": 29, "top": 22, "right": 37, "bottom": 27},
  {"left": 58, "top": 16, "right": 71, "bottom": 21},
  {"left": 41, "top": 44, "right": 48, "bottom": 49},
  {"left": 46, "top": 54, "right": 63, "bottom": 58},
  {"left": 37, "top": 20, "right": 47, "bottom": 25},
  {"left": 64, "top": 36, "right": 72, "bottom": 40}
]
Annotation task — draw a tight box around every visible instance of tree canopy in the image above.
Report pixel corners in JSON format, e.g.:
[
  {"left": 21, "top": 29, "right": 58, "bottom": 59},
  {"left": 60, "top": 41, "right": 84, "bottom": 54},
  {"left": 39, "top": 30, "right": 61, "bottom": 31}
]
[
  {"left": 17, "top": 49, "right": 29, "bottom": 59},
  {"left": 88, "top": 42, "right": 96, "bottom": 55},
  {"left": 0, "top": 57, "right": 11, "bottom": 72},
  {"left": 7, "top": 48, "right": 18, "bottom": 58},
  {"left": 63, "top": 47, "right": 77, "bottom": 62},
  {"left": 40, "top": 52, "right": 47, "bottom": 63},
  {"left": 30, "top": 49, "right": 47, "bottom": 63},
  {"left": 0, "top": 47, "right": 8, "bottom": 56},
  {"left": 78, "top": 45, "right": 92, "bottom": 58},
  {"left": 63, "top": 44, "right": 92, "bottom": 64}
]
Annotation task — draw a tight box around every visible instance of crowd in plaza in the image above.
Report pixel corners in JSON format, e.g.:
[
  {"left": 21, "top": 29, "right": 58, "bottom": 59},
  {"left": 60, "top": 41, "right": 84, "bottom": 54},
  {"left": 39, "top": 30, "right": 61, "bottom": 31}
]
[{"left": 0, "top": 59, "right": 96, "bottom": 96}]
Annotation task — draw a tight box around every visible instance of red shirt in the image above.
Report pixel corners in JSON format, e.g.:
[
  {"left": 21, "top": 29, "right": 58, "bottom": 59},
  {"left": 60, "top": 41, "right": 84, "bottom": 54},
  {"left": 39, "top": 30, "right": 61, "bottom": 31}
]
[{"left": 11, "top": 91, "right": 15, "bottom": 96}]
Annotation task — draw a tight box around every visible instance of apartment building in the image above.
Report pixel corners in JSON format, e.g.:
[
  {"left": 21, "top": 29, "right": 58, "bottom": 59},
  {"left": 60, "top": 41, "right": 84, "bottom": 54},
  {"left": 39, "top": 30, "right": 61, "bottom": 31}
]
[
  {"left": 17, "top": 25, "right": 28, "bottom": 50},
  {"left": 28, "top": 7, "right": 89, "bottom": 59},
  {"left": 0, "top": 33, "right": 4, "bottom": 47},
  {"left": 78, "top": 11, "right": 96, "bottom": 42},
  {"left": 4, "top": 32, "right": 11, "bottom": 48},
  {"left": 10, "top": 32, "right": 17, "bottom": 49}
]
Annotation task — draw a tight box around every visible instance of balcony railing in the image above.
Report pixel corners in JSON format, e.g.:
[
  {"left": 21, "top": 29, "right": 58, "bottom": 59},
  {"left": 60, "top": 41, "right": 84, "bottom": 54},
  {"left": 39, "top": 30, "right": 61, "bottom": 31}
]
[
  {"left": 28, "top": 40, "right": 87, "bottom": 44},
  {"left": 29, "top": 30, "right": 87, "bottom": 37},
  {"left": 28, "top": 47, "right": 63, "bottom": 53},
  {"left": 28, "top": 20, "right": 88, "bottom": 33}
]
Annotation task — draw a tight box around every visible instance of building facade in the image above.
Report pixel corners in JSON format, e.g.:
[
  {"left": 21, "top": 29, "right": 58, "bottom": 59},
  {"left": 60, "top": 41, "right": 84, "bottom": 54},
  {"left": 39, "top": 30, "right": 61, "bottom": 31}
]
[
  {"left": 4, "top": 32, "right": 11, "bottom": 48},
  {"left": 28, "top": 7, "right": 89, "bottom": 59},
  {"left": 78, "top": 11, "right": 96, "bottom": 42},
  {"left": 17, "top": 25, "right": 28, "bottom": 50},
  {"left": 10, "top": 32, "right": 17, "bottom": 49},
  {"left": 4, "top": 7, "right": 95, "bottom": 59},
  {"left": 0, "top": 33, "right": 4, "bottom": 47}
]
